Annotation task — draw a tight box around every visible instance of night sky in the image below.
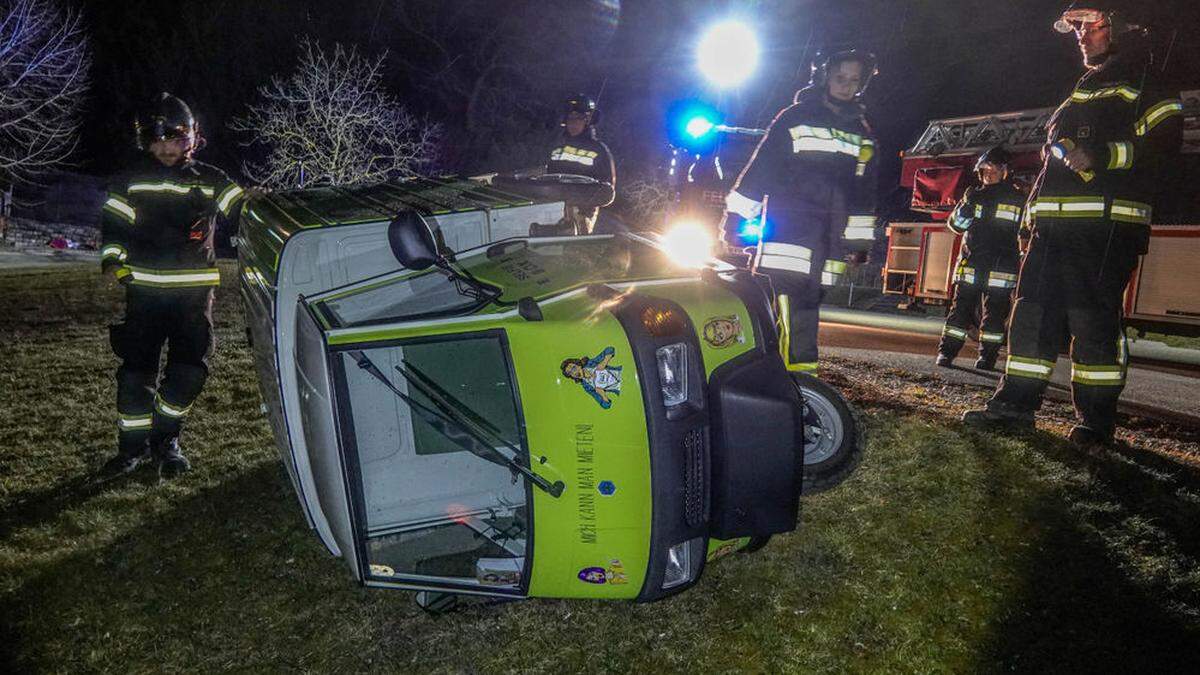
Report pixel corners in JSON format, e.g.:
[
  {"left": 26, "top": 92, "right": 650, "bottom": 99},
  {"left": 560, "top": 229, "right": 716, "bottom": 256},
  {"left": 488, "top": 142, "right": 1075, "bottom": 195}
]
[{"left": 75, "top": 0, "right": 1200, "bottom": 203}]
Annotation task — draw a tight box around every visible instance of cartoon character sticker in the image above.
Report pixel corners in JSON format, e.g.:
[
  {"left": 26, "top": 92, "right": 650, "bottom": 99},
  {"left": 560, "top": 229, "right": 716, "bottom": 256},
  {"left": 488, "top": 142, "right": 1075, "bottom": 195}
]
[
  {"left": 606, "top": 559, "right": 628, "bottom": 585},
  {"left": 578, "top": 566, "right": 607, "bottom": 584},
  {"left": 561, "top": 346, "right": 622, "bottom": 409},
  {"left": 702, "top": 315, "right": 745, "bottom": 349}
]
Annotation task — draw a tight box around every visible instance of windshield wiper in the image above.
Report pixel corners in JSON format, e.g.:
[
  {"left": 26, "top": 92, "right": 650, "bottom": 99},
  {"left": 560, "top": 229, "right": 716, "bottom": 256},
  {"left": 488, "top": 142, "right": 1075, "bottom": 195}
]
[{"left": 348, "top": 351, "right": 564, "bottom": 498}]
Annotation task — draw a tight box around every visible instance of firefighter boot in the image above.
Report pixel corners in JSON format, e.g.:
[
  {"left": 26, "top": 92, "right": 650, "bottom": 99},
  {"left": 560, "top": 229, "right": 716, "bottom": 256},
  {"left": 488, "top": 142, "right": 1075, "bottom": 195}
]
[
  {"left": 936, "top": 353, "right": 955, "bottom": 368},
  {"left": 98, "top": 442, "right": 150, "bottom": 480},
  {"left": 1068, "top": 424, "right": 1114, "bottom": 449},
  {"left": 154, "top": 436, "right": 191, "bottom": 479},
  {"left": 961, "top": 401, "right": 1035, "bottom": 432}
]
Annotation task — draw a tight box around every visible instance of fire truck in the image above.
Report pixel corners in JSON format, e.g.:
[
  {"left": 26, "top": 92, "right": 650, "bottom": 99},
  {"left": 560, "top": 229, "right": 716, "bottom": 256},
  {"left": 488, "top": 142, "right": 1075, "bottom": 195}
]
[{"left": 884, "top": 90, "right": 1200, "bottom": 336}]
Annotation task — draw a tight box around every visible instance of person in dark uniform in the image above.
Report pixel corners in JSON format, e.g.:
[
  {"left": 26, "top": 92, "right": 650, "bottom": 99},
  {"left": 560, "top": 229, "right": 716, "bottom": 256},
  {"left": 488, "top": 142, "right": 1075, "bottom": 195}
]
[
  {"left": 936, "top": 146, "right": 1025, "bottom": 371},
  {"left": 544, "top": 94, "right": 616, "bottom": 234},
  {"left": 723, "top": 50, "right": 879, "bottom": 374},
  {"left": 98, "top": 93, "right": 248, "bottom": 479},
  {"left": 963, "top": 1, "right": 1183, "bottom": 446}
]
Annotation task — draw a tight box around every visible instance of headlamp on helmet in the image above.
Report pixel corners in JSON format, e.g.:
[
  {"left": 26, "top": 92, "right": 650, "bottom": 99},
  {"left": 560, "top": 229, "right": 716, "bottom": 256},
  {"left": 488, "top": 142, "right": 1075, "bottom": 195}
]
[{"left": 135, "top": 92, "right": 198, "bottom": 152}]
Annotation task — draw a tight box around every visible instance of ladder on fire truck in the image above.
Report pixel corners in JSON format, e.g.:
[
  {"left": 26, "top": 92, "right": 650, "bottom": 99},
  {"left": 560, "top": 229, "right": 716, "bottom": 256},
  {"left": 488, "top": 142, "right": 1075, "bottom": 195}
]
[{"left": 907, "top": 107, "right": 1056, "bottom": 157}]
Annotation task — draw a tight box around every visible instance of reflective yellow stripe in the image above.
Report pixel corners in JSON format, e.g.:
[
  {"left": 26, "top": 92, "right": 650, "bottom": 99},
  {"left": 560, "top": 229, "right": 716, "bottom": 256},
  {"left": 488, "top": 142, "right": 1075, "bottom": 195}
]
[
  {"left": 1110, "top": 199, "right": 1152, "bottom": 225},
  {"left": 217, "top": 184, "right": 245, "bottom": 215},
  {"left": 117, "top": 414, "right": 153, "bottom": 430},
  {"left": 100, "top": 244, "right": 127, "bottom": 262},
  {"left": 856, "top": 140, "right": 875, "bottom": 176},
  {"left": 550, "top": 146, "right": 599, "bottom": 166},
  {"left": 114, "top": 266, "right": 132, "bottom": 281},
  {"left": 1033, "top": 197, "right": 1106, "bottom": 219},
  {"left": 1071, "top": 364, "right": 1125, "bottom": 386},
  {"left": 1006, "top": 355, "right": 1055, "bottom": 380},
  {"left": 128, "top": 181, "right": 215, "bottom": 197},
  {"left": 1134, "top": 99, "right": 1184, "bottom": 137},
  {"left": 980, "top": 331, "right": 1005, "bottom": 344},
  {"left": 995, "top": 204, "right": 1022, "bottom": 222},
  {"left": 155, "top": 394, "right": 192, "bottom": 418},
  {"left": 776, "top": 294, "right": 791, "bottom": 366},
  {"left": 1070, "top": 86, "right": 1140, "bottom": 104},
  {"left": 786, "top": 362, "right": 819, "bottom": 373},
  {"left": 103, "top": 196, "right": 136, "bottom": 224},
  {"left": 1106, "top": 142, "right": 1133, "bottom": 170},
  {"left": 955, "top": 265, "right": 976, "bottom": 284},
  {"left": 943, "top": 325, "right": 968, "bottom": 340},
  {"left": 757, "top": 242, "right": 813, "bottom": 275},
  {"left": 843, "top": 215, "right": 875, "bottom": 241},
  {"left": 126, "top": 266, "right": 221, "bottom": 288},
  {"left": 821, "top": 258, "right": 846, "bottom": 287},
  {"left": 788, "top": 124, "right": 863, "bottom": 157}
]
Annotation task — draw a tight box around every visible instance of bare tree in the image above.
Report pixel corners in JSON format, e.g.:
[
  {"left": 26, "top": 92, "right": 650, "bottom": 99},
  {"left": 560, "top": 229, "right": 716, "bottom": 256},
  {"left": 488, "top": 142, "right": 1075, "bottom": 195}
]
[
  {"left": 231, "top": 38, "right": 439, "bottom": 189},
  {"left": 0, "top": 0, "right": 90, "bottom": 187}
]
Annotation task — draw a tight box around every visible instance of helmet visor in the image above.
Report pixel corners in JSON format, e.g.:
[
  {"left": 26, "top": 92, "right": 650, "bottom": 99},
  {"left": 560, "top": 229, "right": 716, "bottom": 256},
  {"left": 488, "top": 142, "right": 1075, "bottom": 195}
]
[
  {"left": 138, "top": 118, "right": 193, "bottom": 146},
  {"left": 1055, "top": 8, "right": 1109, "bottom": 33}
]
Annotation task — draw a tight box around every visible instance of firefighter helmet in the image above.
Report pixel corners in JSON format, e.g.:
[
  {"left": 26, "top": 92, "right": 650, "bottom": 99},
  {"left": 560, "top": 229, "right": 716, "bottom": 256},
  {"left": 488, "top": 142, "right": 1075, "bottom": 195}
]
[
  {"left": 135, "top": 92, "right": 198, "bottom": 151},
  {"left": 562, "top": 94, "right": 598, "bottom": 125},
  {"left": 810, "top": 49, "right": 879, "bottom": 97},
  {"left": 1053, "top": 1, "right": 1144, "bottom": 38},
  {"left": 974, "top": 145, "right": 1012, "bottom": 173}
]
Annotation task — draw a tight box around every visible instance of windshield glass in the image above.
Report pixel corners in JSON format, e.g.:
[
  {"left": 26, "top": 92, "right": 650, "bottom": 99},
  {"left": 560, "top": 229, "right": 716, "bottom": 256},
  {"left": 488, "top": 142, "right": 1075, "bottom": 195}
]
[
  {"left": 319, "top": 268, "right": 487, "bottom": 328},
  {"left": 336, "top": 333, "right": 529, "bottom": 590}
]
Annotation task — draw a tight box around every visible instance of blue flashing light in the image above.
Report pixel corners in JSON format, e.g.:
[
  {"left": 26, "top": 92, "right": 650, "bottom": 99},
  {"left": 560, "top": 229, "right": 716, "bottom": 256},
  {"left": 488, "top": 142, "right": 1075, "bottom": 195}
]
[
  {"left": 667, "top": 100, "right": 722, "bottom": 153},
  {"left": 685, "top": 115, "right": 716, "bottom": 139},
  {"left": 736, "top": 217, "right": 766, "bottom": 245}
]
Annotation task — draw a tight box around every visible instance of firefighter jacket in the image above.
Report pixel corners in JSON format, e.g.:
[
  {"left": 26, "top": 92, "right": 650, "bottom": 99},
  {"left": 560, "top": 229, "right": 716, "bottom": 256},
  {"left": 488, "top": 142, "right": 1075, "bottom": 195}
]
[
  {"left": 100, "top": 157, "right": 245, "bottom": 290},
  {"left": 726, "top": 86, "right": 878, "bottom": 275},
  {"left": 547, "top": 129, "right": 616, "bottom": 192},
  {"left": 948, "top": 181, "right": 1025, "bottom": 288},
  {"left": 1032, "top": 37, "right": 1184, "bottom": 251}
]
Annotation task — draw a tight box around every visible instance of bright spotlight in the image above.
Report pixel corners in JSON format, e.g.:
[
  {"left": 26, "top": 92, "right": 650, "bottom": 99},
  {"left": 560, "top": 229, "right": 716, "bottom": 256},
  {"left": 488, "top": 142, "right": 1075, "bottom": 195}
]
[
  {"left": 662, "top": 221, "right": 715, "bottom": 269},
  {"left": 685, "top": 116, "right": 715, "bottom": 139},
  {"left": 696, "top": 20, "right": 760, "bottom": 89}
]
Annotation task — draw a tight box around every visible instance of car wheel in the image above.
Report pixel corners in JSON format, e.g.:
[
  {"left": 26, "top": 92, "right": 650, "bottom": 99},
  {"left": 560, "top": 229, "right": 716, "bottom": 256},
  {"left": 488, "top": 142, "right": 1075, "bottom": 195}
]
[{"left": 791, "top": 372, "right": 864, "bottom": 495}]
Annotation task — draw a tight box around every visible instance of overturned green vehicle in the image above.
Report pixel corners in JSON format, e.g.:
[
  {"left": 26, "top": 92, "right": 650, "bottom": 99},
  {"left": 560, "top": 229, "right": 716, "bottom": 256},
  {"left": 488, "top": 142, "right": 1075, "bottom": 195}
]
[{"left": 237, "top": 177, "right": 861, "bottom": 605}]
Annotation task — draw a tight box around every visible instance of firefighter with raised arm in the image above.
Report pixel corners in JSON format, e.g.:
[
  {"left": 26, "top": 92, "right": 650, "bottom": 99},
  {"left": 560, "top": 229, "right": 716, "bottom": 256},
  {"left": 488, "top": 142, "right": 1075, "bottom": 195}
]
[
  {"left": 98, "top": 93, "right": 248, "bottom": 479},
  {"left": 963, "top": 1, "right": 1184, "bottom": 446},
  {"left": 544, "top": 93, "right": 616, "bottom": 234},
  {"left": 936, "top": 146, "right": 1025, "bottom": 371},
  {"left": 723, "top": 50, "right": 879, "bottom": 374}
]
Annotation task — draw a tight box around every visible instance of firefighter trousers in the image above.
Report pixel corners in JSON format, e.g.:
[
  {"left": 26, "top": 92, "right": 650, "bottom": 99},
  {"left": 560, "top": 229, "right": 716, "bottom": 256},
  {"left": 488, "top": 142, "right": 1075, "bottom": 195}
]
[
  {"left": 987, "top": 230, "right": 1139, "bottom": 435},
  {"left": 110, "top": 287, "right": 214, "bottom": 456},
  {"left": 938, "top": 277, "right": 1012, "bottom": 363}
]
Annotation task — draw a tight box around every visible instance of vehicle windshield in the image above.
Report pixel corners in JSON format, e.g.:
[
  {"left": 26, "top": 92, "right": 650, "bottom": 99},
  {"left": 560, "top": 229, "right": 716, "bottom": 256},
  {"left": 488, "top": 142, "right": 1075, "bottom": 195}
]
[
  {"left": 318, "top": 268, "right": 492, "bottom": 328},
  {"left": 335, "top": 333, "right": 530, "bottom": 590}
]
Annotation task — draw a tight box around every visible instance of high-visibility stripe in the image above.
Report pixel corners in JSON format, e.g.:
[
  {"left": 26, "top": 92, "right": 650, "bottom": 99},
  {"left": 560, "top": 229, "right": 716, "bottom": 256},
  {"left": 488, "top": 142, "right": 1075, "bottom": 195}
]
[
  {"left": 776, "top": 294, "right": 792, "bottom": 367},
  {"left": 155, "top": 394, "right": 192, "bottom": 418},
  {"left": 217, "top": 184, "right": 245, "bottom": 215},
  {"left": 1106, "top": 142, "right": 1133, "bottom": 170},
  {"left": 987, "top": 271, "right": 1018, "bottom": 289},
  {"left": 786, "top": 361, "right": 819, "bottom": 373},
  {"left": 856, "top": 140, "right": 875, "bottom": 176},
  {"left": 995, "top": 204, "right": 1022, "bottom": 222},
  {"left": 1006, "top": 355, "right": 1056, "bottom": 380},
  {"left": 126, "top": 266, "right": 221, "bottom": 288},
  {"left": 1070, "top": 85, "right": 1140, "bottom": 104},
  {"left": 1134, "top": 99, "right": 1184, "bottom": 137},
  {"left": 943, "top": 325, "right": 968, "bottom": 340},
  {"left": 550, "top": 146, "right": 599, "bottom": 166},
  {"left": 821, "top": 260, "right": 846, "bottom": 287},
  {"left": 726, "top": 190, "right": 763, "bottom": 219},
  {"left": 1110, "top": 199, "right": 1152, "bottom": 225},
  {"left": 100, "top": 244, "right": 128, "bottom": 263},
  {"left": 758, "top": 241, "right": 813, "bottom": 274},
  {"left": 949, "top": 204, "right": 972, "bottom": 233},
  {"left": 788, "top": 124, "right": 864, "bottom": 157},
  {"left": 1071, "top": 364, "right": 1125, "bottom": 385},
  {"left": 955, "top": 265, "right": 976, "bottom": 284},
  {"left": 980, "top": 331, "right": 1005, "bottom": 344},
  {"left": 1033, "top": 197, "right": 1106, "bottom": 219},
  {"left": 843, "top": 215, "right": 875, "bottom": 241},
  {"left": 103, "top": 196, "right": 136, "bottom": 224},
  {"left": 1117, "top": 335, "right": 1128, "bottom": 367},
  {"left": 117, "top": 414, "right": 153, "bottom": 431},
  {"left": 114, "top": 266, "right": 132, "bottom": 281},
  {"left": 128, "top": 181, "right": 215, "bottom": 197}
]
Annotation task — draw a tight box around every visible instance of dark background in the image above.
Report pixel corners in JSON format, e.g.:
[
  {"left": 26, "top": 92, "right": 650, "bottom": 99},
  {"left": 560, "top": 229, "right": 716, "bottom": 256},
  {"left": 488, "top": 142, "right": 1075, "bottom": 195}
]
[{"left": 61, "top": 0, "right": 1200, "bottom": 212}]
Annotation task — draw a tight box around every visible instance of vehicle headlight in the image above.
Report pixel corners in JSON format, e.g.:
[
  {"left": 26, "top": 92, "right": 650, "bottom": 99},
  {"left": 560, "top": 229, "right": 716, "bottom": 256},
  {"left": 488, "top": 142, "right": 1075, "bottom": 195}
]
[
  {"left": 655, "top": 343, "right": 688, "bottom": 407},
  {"left": 662, "top": 539, "right": 696, "bottom": 589},
  {"left": 661, "top": 221, "right": 714, "bottom": 269}
]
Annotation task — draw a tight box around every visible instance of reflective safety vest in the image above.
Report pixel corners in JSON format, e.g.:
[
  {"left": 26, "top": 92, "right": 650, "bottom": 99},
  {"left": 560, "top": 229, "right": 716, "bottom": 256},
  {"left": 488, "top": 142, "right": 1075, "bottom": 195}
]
[{"left": 100, "top": 157, "right": 245, "bottom": 289}]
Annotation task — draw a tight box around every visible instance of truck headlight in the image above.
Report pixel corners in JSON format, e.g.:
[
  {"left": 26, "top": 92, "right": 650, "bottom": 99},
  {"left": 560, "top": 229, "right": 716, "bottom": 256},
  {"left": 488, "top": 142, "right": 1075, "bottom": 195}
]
[
  {"left": 655, "top": 343, "right": 688, "bottom": 407},
  {"left": 662, "top": 539, "right": 696, "bottom": 589}
]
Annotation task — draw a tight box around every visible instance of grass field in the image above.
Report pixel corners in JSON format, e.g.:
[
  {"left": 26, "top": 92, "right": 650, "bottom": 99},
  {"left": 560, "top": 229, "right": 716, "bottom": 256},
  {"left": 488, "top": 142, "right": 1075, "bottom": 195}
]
[{"left": 3, "top": 262, "right": 1200, "bottom": 672}]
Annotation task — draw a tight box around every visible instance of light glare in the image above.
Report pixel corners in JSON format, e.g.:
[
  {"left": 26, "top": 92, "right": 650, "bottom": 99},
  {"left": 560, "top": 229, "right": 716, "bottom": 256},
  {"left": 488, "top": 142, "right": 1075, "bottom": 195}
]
[{"left": 697, "top": 20, "right": 760, "bottom": 88}]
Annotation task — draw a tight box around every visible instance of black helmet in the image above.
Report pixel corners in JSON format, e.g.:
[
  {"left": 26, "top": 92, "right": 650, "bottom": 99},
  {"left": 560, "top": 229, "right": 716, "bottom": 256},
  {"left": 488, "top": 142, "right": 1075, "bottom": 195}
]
[
  {"left": 975, "top": 145, "right": 1012, "bottom": 173},
  {"left": 135, "top": 92, "right": 197, "bottom": 151},
  {"left": 1053, "top": 1, "right": 1145, "bottom": 38},
  {"left": 810, "top": 49, "right": 879, "bottom": 97},
  {"left": 563, "top": 93, "right": 597, "bottom": 119}
]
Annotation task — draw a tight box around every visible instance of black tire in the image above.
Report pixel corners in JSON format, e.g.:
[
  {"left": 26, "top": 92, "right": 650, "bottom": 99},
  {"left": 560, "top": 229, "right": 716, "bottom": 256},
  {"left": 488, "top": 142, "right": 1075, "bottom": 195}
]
[
  {"left": 492, "top": 174, "right": 615, "bottom": 208},
  {"left": 791, "top": 372, "right": 864, "bottom": 495}
]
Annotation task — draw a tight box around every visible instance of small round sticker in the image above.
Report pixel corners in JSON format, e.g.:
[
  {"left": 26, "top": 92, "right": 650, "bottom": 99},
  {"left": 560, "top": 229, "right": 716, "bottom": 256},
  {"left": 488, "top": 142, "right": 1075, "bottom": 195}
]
[
  {"left": 578, "top": 566, "right": 607, "bottom": 584},
  {"left": 598, "top": 480, "right": 616, "bottom": 496}
]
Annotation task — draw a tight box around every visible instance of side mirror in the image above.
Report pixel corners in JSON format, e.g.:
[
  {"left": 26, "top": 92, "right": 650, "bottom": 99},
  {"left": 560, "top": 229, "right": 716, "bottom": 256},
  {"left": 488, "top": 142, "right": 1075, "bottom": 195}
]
[{"left": 388, "top": 211, "right": 440, "bottom": 270}]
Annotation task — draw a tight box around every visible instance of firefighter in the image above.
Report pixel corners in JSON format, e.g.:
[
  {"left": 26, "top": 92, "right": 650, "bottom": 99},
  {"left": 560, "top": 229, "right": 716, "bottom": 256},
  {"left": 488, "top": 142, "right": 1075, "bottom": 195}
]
[
  {"left": 963, "top": 1, "right": 1183, "bottom": 446},
  {"left": 723, "top": 50, "right": 879, "bottom": 374},
  {"left": 545, "top": 93, "right": 616, "bottom": 234},
  {"left": 98, "top": 93, "right": 247, "bottom": 479},
  {"left": 936, "top": 146, "right": 1025, "bottom": 371}
]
